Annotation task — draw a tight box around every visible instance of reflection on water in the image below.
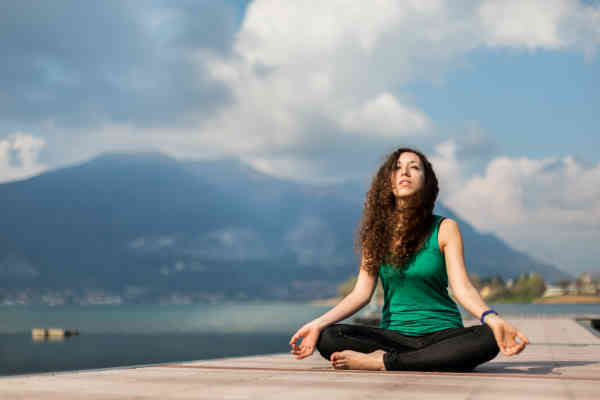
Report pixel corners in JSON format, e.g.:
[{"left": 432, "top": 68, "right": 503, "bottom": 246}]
[
  {"left": 0, "top": 302, "right": 598, "bottom": 376},
  {"left": 31, "top": 335, "right": 70, "bottom": 342},
  {"left": 0, "top": 332, "right": 293, "bottom": 376},
  {"left": 0, "top": 302, "right": 333, "bottom": 376},
  {"left": 0, "top": 302, "right": 332, "bottom": 335}
]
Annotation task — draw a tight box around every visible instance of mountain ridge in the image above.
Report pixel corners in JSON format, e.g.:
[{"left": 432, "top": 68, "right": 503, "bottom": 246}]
[{"left": 0, "top": 152, "right": 571, "bottom": 304}]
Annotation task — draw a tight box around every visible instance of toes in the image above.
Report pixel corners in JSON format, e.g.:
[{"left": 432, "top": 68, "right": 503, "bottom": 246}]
[
  {"left": 333, "top": 360, "right": 347, "bottom": 369},
  {"left": 330, "top": 352, "right": 349, "bottom": 369}
]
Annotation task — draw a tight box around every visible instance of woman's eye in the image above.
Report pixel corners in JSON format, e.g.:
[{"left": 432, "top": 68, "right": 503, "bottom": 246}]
[{"left": 394, "top": 164, "right": 419, "bottom": 170}]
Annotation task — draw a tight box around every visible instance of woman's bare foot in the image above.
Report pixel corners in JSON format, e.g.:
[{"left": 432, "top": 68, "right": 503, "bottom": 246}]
[{"left": 330, "top": 349, "right": 386, "bottom": 371}]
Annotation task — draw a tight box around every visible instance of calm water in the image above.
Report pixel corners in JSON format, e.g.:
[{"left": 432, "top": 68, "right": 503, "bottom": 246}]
[{"left": 0, "top": 302, "right": 598, "bottom": 376}]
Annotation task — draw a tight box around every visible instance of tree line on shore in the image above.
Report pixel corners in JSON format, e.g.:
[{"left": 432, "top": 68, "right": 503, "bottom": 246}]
[{"left": 337, "top": 271, "right": 600, "bottom": 304}]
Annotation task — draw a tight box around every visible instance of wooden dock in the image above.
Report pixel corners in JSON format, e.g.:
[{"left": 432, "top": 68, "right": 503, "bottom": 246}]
[{"left": 1, "top": 317, "right": 598, "bottom": 399}]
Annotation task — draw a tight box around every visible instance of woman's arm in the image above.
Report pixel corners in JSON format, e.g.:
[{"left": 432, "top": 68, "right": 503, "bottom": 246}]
[
  {"left": 312, "top": 265, "right": 378, "bottom": 329},
  {"left": 290, "top": 256, "right": 379, "bottom": 359},
  {"left": 439, "top": 218, "right": 530, "bottom": 356}
]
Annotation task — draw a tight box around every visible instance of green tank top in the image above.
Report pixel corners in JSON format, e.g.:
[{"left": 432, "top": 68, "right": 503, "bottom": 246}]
[{"left": 379, "top": 215, "right": 463, "bottom": 335}]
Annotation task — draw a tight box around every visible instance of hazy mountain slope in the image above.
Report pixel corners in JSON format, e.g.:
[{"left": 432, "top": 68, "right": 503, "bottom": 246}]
[
  {"left": 0, "top": 152, "right": 571, "bottom": 303},
  {"left": 434, "top": 205, "right": 570, "bottom": 283}
]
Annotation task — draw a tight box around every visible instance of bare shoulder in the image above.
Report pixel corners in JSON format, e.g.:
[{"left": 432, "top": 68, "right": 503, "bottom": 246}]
[{"left": 438, "top": 218, "right": 461, "bottom": 252}]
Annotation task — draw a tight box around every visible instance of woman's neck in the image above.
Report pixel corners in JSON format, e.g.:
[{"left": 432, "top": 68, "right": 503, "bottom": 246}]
[{"left": 394, "top": 198, "right": 408, "bottom": 210}]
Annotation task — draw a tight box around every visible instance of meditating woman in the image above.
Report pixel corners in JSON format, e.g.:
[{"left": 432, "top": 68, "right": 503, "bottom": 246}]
[{"left": 289, "top": 148, "right": 529, "bottom": 371}]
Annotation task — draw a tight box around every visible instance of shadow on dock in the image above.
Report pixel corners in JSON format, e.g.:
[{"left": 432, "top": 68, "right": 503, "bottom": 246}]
[{"left": 478, "top": 360, "right": 599, "bottom": 375}]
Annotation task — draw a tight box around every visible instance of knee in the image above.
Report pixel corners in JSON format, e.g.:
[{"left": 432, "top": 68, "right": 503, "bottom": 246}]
[
  {"left": 316, "top": 325, "right": 342, "bottom": 360},
  {"left": 478, "top": 325, "right": 500, "bottom": 361}
]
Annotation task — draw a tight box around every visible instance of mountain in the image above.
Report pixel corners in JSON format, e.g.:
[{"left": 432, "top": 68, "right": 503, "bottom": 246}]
[
  {"left": 0, "top": 152, "right": 571, "bottom": 304},
  {"left": 434, "top": 205, "right": 570, "bottom": 283}
]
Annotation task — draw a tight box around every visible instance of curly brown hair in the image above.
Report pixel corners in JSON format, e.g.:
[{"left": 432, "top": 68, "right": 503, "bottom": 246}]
[{"left": 355, "top": 148, "right": 439, "bottom": 275}]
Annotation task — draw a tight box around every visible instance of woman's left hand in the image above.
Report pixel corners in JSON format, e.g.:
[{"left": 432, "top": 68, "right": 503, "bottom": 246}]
[{"left": 485, "top": 315, "right": 530, "bottom": 356}]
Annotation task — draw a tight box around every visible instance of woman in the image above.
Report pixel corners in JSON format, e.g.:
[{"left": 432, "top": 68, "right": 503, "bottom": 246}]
[{"left": 289, "top": 148, "right": 529, "bottom": 371}]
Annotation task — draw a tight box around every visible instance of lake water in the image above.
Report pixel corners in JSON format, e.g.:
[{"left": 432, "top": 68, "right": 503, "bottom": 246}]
[{"left": 1, "top": 302, "right": 598, "bottom": 376}]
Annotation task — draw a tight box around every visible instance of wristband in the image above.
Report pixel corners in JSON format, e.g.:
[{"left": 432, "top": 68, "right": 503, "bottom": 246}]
[{"left": 480, "top": 309, "right": 498, "bottom": 324}]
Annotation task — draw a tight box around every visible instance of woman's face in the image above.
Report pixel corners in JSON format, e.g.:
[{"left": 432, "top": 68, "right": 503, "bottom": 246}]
[{"left": 390, "top": 152, "right": 425, "bottom": 198}]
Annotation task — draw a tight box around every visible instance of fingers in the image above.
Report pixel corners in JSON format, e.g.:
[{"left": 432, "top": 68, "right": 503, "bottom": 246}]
[
  {"left": 510, "top": 330, "right": 529, "bottom": 355},
  {"left": 501, "top": 333, "right": 517, "bottom": 355},
  {"left": 488, "top": 319, "right": 531, "bottom": 356},
  {"left": 516, "top": 330, "right": 530, "bottom": 345},
  {"left": 504, "top": 342, "right": 525, "bottom": 356},
  {"left": 290, "top": 325, "right": 321, "bottom": 360},
  {"left": 502, "top": 339, "right": 524, "bottom": 356},
  {"left": 289, "top": 334, "right": 315, "bottom": 359},
  {"left": 500, "top": 329, "right": 529, "bottom": 356},
  {"left": 292, "top": 345, "right": 314, "bottom": 359},
  {"left": 290, "top": 328, "right": 308, "bottom": 353},
  {"left": 513, "top": 341, "right": 526, "bottom": 355},
  {"left": 289, "top": 331, "right": 302, "bottom": 346}
]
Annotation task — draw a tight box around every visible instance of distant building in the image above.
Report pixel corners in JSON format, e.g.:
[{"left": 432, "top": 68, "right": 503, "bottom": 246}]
[
  {"left": 542, "top": 284, "right": 565, "bottom": 298},
  {"left": 579, "top": 272, "right": 592, "bottom": 285},
  {"left": 567, "top": 282, "right": 579, "bottom": 295},
  {"left": 577, "top": 272, "right": 598, "bottom": 295}
]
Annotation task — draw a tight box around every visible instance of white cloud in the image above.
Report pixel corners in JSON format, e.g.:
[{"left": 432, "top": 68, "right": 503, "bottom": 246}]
[
  {"left": 479, "top": 0, "right": 568, "bottom": 49},
  {"left": 0, "top": 133, "right": 48, "bottom": 183},
  {"left": 479, "top": 0, "right": 600, "bottom": 56},
  {"left": 431, "top": 140, "right": 600, "bottom": 274},
  {"left": 242, "top": 156, "right": 324, "bottom": 182},
  {"left": 177, "top": 0, "right": 598, "bottom": 181},
  {"left": 340, "top": 93, "right": 431, "bottom": 138},
  {"left": 24, "top": 1, "right": 599, "bottom": 184}
]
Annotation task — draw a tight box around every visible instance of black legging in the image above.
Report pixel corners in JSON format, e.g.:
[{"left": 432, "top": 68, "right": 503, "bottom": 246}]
[{"left": 316, "top": 323, "right": 499, "bottom": 371}]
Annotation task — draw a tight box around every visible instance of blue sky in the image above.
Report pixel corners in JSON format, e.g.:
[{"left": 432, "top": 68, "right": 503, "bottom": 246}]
[
  {"left": 0, "top": 0, "right": 599, "bottom": 276},
  {"left": 414, "top": 48, "right": 599, "bottom": 161}
]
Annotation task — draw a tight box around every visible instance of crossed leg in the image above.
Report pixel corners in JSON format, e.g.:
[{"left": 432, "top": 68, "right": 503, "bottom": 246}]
[
  {"left": 316, "top": 323, "right": 422, "bottom": 371},
  {"left": 316, "top": 323, "right": 499, "bottom": 372}
]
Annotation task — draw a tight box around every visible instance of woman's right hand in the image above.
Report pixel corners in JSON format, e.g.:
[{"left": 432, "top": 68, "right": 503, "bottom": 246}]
[{"left": 289, "top": 322, "right": 321, "bottom": 359}]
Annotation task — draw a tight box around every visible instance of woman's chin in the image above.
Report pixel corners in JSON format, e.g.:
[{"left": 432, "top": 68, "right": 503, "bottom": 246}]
[{"left": 394, "top": 190, "right": 416, "bottom": 198}]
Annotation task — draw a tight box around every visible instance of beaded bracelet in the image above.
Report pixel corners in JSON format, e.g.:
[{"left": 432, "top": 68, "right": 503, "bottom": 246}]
[{"left": 480, "top": 309, "right": 498, "bottom": 324}]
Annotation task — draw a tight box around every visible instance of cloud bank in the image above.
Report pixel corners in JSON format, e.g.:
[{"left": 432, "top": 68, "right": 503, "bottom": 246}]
[
  {"left": 431, "top": 139, "right": 600, "bottom": 274},
  {"left": 3, "top": 0, "right": 598, "bottom": 180},
  {"left": 0, "top": 133, "right": 47, "bottom": 183},
  {"left": 2, "top": 0, "right": 599, "bottom": 274}
]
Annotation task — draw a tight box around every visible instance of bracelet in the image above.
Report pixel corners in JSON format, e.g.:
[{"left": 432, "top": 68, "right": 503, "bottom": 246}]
[{"left": 480, "top": 309, "right": 498, "bottom": 324}]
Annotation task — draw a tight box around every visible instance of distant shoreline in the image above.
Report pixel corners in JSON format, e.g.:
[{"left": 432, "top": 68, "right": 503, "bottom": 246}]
[
  {"left": 311, "top": 297, "right": 383, "bottom": 307},
  {"left": 311, "top": 295, "right": 600, "bottom": 306},
  {"left": 534, "top": 295, "right": 600, "bottom": 304}
]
